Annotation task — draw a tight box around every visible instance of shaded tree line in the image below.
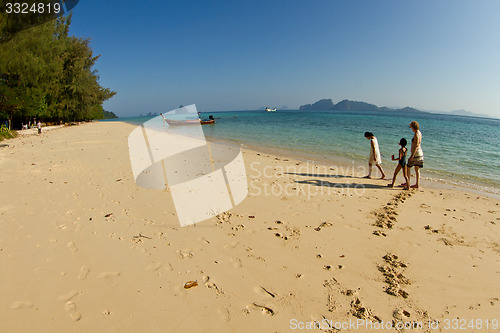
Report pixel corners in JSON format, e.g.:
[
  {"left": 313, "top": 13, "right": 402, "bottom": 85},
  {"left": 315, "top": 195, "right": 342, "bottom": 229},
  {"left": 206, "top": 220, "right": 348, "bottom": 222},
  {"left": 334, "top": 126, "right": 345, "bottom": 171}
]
[{"left": 0, "top": 11, "right": 115, "bottom": 129}]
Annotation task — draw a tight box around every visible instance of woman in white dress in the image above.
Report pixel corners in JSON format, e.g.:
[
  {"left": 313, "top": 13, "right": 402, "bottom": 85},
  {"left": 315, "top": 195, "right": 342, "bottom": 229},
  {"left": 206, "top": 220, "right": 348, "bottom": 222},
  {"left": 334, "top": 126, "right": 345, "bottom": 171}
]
[{"left": 364, "top": 132, "right": 386, "bottom": 179}]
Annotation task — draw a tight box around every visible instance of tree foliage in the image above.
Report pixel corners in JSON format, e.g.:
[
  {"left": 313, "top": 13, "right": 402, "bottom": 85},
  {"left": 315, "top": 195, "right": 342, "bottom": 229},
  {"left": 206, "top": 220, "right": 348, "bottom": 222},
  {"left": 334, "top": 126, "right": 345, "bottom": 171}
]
[{"left": 0, "top": 12, "right": 115, "bottom": 128}]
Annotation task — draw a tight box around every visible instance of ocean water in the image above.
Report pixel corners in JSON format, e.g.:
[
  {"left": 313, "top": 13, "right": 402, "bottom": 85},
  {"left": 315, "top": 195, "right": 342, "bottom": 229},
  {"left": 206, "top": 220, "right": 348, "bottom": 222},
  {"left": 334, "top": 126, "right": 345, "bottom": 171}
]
[{"left": 109, "top": 110, "right": 500, "bottom": 194}]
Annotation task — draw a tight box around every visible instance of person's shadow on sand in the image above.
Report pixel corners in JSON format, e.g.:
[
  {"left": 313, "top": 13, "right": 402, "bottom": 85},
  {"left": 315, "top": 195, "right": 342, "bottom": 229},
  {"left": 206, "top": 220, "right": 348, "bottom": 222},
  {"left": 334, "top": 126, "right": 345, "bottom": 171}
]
[
  {"left": 294, "top": 179, "right": 388, "bottom": 189},
  {"left": 287, "top": 172, "right": 388, "bottom": 189},
  {"left": 285, "top": 172, "right": 351, "bottom": 179}
]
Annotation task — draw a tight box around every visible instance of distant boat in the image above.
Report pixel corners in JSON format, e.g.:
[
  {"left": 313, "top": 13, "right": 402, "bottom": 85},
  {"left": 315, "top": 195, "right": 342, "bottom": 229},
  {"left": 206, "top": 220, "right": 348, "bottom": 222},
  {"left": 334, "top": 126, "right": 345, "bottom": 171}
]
[
  {"left": 164, "top": 118, "right": 199, "bottom": 126},
  {"left": 160, "top": 111, "right": 215, "bottom": 126},
  {"left": 163, "top": 118, "right": 215, "bottom": 126},
  {"left": 265, "top": 107, "right": 277, "bottom": 112}
]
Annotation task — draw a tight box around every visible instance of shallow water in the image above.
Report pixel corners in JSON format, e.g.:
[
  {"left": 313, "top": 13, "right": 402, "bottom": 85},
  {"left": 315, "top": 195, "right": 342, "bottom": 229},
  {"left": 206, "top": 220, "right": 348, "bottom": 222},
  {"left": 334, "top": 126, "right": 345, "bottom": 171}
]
[{"left": 110, "top": 109, "right": 500, "bottom": 193}]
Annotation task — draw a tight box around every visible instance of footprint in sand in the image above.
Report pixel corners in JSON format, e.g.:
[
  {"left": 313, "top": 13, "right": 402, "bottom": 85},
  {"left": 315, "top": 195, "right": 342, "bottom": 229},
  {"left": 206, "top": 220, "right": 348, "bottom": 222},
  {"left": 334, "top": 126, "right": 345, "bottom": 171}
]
[
  {"left": 223, "top": 241, "right": 239, "bottom": 250},
  {"left": 79, "top": 266, "right": 90, "bottom": 280},
  {"left": 197, "top": 236, "right": 210, "bottom": 244},
  {"left": 217, "top": 308, "right": 231, "bottom": 322},
  {"left": 98, "top": 271, "right": 120, "bottom": 278},
  {"left": 97, "top": 272, "right": 121, "bottom": 285},
  {"left": 57, "top": 290, "right": 80, "bottom": 302},
  {"left": 314, "top": 221, "right": 333, "bottom": 231},
  {"left": 67, "top": 241, "right": 78, "bottom": 253},
  {"left": 254, "top": 286, "right": 276, "bottom": 298},
  {"left": 231, "top": 224, "right": 245, "bottom": 231},
  {"left": 205, "top": 280, "right": 224, "bottom": 296},
  {"left": 64, "top": 301, "right": 81, "bottom": 321},
  {"left": 145, "top": 262, "right": 162, "bottom": 272},
  {"left": 230, "top": 257, "right": 242, "bottom": 268},
  {"left": 393, "top": 308, "right": 412, "bottom": 322},
  {"left": 177, "top": 249, "right": 193, "bottom": 259},
  {"left": 247, "top": 303, "right": 275, "bottom": 316},
  {"left": 11, "top": 301, "right": 33, "bottom": 310},
  {"left": 57, "top": 224, "right": 68, "bottom": 230}
]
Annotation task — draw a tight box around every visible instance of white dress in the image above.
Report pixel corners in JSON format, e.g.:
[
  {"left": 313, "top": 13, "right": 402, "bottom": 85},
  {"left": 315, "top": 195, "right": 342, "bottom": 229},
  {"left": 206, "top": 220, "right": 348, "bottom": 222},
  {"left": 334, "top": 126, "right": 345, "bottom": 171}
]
[{"left": 369, "top": 137, "right": 382, "bottom": 165}]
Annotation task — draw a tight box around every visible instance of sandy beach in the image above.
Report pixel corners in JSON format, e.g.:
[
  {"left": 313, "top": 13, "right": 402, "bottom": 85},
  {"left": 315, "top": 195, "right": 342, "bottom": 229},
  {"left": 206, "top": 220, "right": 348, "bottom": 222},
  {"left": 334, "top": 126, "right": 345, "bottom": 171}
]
[{"left": 0, "top": 121, "right": 499, "bottom": 332}]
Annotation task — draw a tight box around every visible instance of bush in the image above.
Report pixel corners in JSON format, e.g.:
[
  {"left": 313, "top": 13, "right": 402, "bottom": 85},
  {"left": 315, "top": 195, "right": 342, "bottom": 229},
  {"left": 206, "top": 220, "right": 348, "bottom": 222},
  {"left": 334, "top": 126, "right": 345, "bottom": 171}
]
[{"left": 0, "top": 125, "right": 17, "bottom": 141}]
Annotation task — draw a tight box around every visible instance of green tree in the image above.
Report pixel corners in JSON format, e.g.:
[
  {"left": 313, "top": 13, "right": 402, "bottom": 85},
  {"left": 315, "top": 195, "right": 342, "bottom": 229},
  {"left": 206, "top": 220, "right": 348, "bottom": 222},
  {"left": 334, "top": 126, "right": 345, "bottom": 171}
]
[
  {"left": 0, "top": 12, "right": 115, "bottom": 128},
  {"left": 56, "top": 35, "right": 115, "bottom": 121}
]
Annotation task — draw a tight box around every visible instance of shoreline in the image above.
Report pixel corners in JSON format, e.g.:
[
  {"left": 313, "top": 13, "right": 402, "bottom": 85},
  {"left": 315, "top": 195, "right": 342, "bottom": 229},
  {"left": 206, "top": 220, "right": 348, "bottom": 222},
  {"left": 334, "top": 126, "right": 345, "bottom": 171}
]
[
  {"left": 205, "top": 133, "right": 500, "bottom": 200},
  {"left": 109, "top": 116, "right": 500, "bottom": 195},
  {"left": 6, "top": 120, "right": 500, "bottom": 199}
]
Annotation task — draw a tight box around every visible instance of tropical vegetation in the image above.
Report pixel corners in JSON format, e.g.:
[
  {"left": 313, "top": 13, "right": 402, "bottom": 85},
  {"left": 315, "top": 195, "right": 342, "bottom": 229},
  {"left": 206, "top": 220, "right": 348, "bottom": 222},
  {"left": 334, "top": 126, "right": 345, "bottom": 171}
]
[{"left": 0, "top": 9, "right": 115, "bottom": 129}]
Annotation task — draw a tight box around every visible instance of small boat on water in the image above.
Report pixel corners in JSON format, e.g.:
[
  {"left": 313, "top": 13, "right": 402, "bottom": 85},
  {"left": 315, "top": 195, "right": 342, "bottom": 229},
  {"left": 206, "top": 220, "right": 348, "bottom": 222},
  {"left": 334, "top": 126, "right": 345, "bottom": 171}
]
[
  {"left": 160, "top": 111, "right": 215, "bottom": 126},
  {"left": 164, "top": 118, "right": 215, "bottom": 126},
  {"left": 265, "top": 107, "right": 277, "bottom": 112}
]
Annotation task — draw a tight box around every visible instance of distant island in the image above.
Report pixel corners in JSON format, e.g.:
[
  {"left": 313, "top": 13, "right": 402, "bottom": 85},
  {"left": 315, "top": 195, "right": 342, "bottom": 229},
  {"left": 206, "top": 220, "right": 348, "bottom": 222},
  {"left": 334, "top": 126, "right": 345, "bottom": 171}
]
[
  {"left": 299, "top": 99, "right": 427, "bottom": 114},
  {"left": 298, "top": 98, "right": 499, "bottom": 119},
  {"left": 427, "top": 109, "right": 494, "bottom": 119},
  {"left": 139, "top": 112, "right": 159, "bottom": 117}
]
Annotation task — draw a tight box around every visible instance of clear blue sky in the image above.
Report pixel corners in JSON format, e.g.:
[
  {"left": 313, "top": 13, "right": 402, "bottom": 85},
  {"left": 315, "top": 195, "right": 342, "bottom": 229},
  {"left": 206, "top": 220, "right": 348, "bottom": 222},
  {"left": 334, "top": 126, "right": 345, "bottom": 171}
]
[{"left": 68, "top": 0, "right": 500, "bottom": 118}]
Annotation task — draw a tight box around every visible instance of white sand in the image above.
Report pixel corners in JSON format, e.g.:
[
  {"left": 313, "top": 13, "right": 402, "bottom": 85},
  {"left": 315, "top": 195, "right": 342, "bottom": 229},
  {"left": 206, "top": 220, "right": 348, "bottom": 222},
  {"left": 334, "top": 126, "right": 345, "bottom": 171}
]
[{"left": 0, "top": 121, "right": 499, "bottom": 332}]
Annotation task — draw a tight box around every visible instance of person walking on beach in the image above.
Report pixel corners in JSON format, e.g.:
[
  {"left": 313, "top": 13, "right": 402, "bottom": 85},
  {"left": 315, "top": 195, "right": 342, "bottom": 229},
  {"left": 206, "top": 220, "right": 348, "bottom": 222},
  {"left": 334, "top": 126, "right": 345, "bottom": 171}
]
[
  {"left": 37, "top": 121, "right": 42, "bottom": 135},
  {"left": 406, "top": 121, "right": 424, "bottom": 188},
  {"left": 364, "top": 132, "right": 386, "bottom": 179},
  {"left": 160, "top": 113, "right": 169, "bottom": 127},
  {"left": 388, "top": 138, "right": 409, "bottom": 189}
]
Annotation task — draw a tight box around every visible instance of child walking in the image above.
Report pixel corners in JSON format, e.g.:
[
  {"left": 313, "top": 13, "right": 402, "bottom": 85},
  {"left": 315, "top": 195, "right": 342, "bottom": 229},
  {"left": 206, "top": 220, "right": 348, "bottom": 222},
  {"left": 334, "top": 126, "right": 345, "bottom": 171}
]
[
  {"left": 388, "top": 138, "right": 409, "bottom": 189},
  {"left": 363, "top": 132, "right": 386, "bottom": 179}
]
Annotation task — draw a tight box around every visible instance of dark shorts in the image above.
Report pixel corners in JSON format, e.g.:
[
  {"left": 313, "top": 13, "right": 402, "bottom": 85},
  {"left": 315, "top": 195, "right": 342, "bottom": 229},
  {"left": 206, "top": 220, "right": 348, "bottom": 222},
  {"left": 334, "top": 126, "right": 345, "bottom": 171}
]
[{"left": 407, "top": 156, "right": 423, "bottom": 168}]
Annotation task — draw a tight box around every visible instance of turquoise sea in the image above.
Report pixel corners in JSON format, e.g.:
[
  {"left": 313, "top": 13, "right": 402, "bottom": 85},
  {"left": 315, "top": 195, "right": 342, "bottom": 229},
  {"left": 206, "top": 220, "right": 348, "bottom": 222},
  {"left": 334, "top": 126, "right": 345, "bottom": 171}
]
[{"left": 109, "top": 110, "right": 500, "bottom": 194}]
